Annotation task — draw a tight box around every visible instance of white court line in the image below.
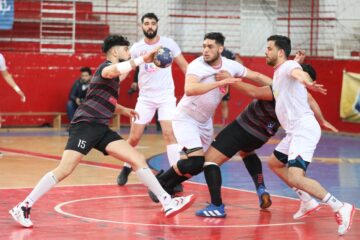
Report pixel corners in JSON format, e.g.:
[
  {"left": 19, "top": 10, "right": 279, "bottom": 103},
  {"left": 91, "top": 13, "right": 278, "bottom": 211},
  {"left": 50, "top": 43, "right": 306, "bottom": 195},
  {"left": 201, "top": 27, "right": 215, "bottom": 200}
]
[
  {"left": 54, "top": 195, "right": 305, "bottom": 228},
  {"left": 3, "top": 149, "right": 360, "bottom": 211}
]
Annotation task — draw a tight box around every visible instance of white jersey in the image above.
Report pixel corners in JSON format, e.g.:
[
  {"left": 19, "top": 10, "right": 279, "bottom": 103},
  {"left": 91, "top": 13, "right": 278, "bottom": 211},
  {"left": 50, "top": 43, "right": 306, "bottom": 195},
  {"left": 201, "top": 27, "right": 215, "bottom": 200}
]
[
  {"left": 0, "top": 53, "right": 7, "bottom": 71},
  {"left": 177, "top": 56, "right": 247, "bottom": 123},
  {"left": 130, "top": 36, "right": 181, "bottom": 102},
  {"left": 272, "top": 60, "right": 314, "bottom": 131}
]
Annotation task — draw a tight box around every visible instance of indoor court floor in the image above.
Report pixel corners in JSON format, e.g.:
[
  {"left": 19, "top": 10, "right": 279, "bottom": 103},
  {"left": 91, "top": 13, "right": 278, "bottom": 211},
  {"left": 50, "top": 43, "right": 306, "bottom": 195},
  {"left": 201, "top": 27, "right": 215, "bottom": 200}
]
[{"left": 0, "top": 127, "right": 359, "bottom": 239}]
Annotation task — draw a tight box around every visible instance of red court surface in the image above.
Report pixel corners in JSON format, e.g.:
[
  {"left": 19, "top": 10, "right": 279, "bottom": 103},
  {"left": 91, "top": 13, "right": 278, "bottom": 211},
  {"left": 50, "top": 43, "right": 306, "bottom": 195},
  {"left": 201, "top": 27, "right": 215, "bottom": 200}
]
[{"left": 1, "top": 183, "right": 359, "bottom": 239}]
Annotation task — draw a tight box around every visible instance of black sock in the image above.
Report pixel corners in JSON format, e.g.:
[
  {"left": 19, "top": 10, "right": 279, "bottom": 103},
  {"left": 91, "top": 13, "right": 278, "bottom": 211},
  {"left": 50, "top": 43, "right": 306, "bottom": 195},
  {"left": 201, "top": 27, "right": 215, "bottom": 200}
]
[
  {"left": 204, "top": 164, "right": 222, "bottom": 206},
  {"left": 243, "top": 154, "right": 265, "bottom": 189},
  {"left": 158, "top": 167, "right": 187, "bottom": 194}
]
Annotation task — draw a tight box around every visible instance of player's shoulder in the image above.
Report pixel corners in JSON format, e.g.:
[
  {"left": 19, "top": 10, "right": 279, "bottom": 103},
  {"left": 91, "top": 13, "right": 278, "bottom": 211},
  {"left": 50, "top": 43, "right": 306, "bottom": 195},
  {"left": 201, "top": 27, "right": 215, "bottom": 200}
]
[
  {"left": 222, "top": 57, "right": 243, "bottom": 68},
  {"left": 159, "top": 36, "right": 177, "bottom": 44},
  {"left": 130, "top": 39, "right": 144, "bottom": 50},
  {"left": 284, "top": 60, "right": 301, "bottom": 68},
  {"left": 189, "top": 56, "right": 205, "bottom": 67}
]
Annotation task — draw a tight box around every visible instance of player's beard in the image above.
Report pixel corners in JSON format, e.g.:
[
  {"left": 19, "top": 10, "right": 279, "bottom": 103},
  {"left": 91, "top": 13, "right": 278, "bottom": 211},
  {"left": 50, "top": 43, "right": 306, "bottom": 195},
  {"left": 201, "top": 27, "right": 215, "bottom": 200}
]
[
  {"left": 266, "top": 56, "right": 276, "bottom": 66},
  {"left": 143, "top": 28, "right": 158, "bottom": 39},
  {"left": 204, "top": 52, "right": 220, "bottom": 65},
  {"left": 118, "top": 56, "right": 131, "bottom": 62}
]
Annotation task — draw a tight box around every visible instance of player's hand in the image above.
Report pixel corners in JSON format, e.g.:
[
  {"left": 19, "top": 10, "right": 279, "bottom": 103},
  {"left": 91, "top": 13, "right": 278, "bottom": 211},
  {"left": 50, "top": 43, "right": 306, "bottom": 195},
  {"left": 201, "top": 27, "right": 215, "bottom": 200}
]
[
  {"left": 294, "top": 50, "right": 306, "bottom": 63},
  {"left": 321, "top": 120, "right": 338, "bottom": 133},
  {"left": 215, "top": 70, "right": 232, "bottom": 81},
  {"left": 120, "top": 107, "right": 139, "bottom": 120},
  {"left": 222, "top": 77, "right": 242, "bottom": 86},
  {"left": 305, "top": 81, "right": 327, "bottom": 95},
  {"left": 143, "top": 46, "right": 161, "bottom": 63},
  {"left": 19, "top": 92, "right": 26, "bottom": 103}
]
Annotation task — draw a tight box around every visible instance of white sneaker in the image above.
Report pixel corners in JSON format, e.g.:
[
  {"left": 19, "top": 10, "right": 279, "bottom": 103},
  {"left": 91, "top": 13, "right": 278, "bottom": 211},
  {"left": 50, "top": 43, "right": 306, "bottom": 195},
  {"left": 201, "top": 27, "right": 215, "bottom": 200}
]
[
  {"left": 9, "top": 203, "right": 33, "bottom": 228},
  {"left": 163, "top": 194, "right": 196, "bottom": 218},
  {"left": 293, "top": 199, "right": 321, "bottom": 220},
  {"left": 335, "top": 202, "right": 355, "bottom": 235}
]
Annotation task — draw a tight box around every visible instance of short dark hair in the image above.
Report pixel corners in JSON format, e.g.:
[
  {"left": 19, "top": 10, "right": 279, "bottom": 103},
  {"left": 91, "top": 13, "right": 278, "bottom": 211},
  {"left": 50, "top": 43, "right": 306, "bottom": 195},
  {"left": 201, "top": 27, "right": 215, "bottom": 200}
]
[
  {"left": 102, "top": 35, "right": 130, "bottom": 53},
  {"left": 141, "top": 12, "right": 159, "bottom": 23},
  {"left": 301, "top": 64, "right": 317, "bottom": 81},
  {"left": 267, "top": 35, "right": 291, "bottom": 57},
  {"left": 80, "top": 67, "right": 92, "bottom": 75},
  {"left": 204, "top": 32, "right": 225, "bottom": 46}
]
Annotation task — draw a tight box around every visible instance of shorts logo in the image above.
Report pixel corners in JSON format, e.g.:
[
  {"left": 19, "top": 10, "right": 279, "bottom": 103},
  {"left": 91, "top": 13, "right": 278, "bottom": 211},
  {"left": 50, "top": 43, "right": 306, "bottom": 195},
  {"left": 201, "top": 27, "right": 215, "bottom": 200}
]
[{"left": 78, "top": 139, "right": 87, "bottom": 149}]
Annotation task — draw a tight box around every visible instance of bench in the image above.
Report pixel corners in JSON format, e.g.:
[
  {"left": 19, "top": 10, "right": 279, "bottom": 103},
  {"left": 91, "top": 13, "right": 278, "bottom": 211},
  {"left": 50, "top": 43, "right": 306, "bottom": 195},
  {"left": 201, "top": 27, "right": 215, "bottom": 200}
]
[{"left": 0, "top": 112, "right": 120, "bottom": 129}]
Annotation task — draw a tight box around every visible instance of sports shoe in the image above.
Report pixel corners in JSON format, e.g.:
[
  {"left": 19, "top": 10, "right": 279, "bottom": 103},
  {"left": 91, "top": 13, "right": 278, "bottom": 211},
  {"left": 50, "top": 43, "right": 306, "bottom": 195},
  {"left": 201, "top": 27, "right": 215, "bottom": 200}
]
[
  {"left": 257, "top": 185, "right": 272, "bottom": 209},
  {"left": 335, "top": 202, "right": 355, "bottom": 235},
  {"left": 164, "top": 194, "right": 196, "bottom": 218},
  {"left": 293, "top": 199, "right": 321, "bottom": 220},
  {"left": 117, "top": 166, "right": 132, "bottom": 186},
  {"left": 195, "top": 203, "right": 226, "bottom": 218},
  {"left": 9, "top": 203, "right": 33, "bottom": 228}
]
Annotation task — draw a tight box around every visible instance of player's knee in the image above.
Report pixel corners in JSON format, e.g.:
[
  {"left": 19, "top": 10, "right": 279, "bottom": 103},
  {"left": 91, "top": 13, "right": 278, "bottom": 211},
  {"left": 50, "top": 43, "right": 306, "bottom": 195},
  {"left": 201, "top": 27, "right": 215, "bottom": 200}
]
[
  {"left": 177, "top": 156, "right": 205, "bottom": 176},
  {"left": 127, "top": 135, "right": 141, "bottom": 147}
]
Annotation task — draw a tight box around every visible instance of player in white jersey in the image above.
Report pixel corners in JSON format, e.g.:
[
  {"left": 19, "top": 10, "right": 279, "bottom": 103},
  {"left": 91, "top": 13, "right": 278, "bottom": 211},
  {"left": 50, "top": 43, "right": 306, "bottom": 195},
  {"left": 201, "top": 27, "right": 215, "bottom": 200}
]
[
  {"left": 0, "top": 53, "right": 26, "bottom": 103},
  {"left": 265, "top": 35, "right": 355, "bottom": 236},
  {"left": 147, "top": 32, "right": 273, "bottom": 202},
  {"left": 117, "top": 13, "right": 188, "bottom": 186}
]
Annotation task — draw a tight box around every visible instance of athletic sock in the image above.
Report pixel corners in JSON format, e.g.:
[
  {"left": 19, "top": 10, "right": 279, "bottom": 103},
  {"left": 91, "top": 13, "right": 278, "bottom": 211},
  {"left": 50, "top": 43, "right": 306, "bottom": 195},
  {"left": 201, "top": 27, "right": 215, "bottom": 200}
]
[
  {"left": 166, "top": 144, "right": 180, "bottom": 166},
  {"left": 243, "top": 154, "right": 265, "bottom": 189},
  {"left": 22, "top": 171, "right": 58, "bottom": 208},
  {"left": 136, "top": 168, "right": 171, "bottom": 205},
  {"left": 204, "top": 163, "right": 223, "bottom": 206},
  {"left": 322, "top": 192, "right": 344, "bottom": 212},
  {"left": 292, "top": 187, "right": 312, "bottom": 202}
]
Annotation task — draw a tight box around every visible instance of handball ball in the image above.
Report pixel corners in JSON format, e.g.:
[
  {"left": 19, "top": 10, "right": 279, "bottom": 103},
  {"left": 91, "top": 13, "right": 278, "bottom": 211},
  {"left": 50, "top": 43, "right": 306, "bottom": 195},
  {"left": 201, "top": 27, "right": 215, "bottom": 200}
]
[{"left": 153, "top": 47, "right": 173, "bottom": 68}]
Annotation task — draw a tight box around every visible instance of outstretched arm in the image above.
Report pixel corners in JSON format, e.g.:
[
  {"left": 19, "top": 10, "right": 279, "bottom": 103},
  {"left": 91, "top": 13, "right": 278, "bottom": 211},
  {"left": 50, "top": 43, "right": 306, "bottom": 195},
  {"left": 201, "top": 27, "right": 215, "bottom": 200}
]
[
  {"left": 243, "top": 68, "right": 273, "bottom": 86},
  {"left": 102, "top": 48, "right": 159, "bottom": 79},
  {"left": 1, "top": 70, "right": 26, "bottom": 102},
  {"left": 291, "top": 68, "right": 327, "bottom": 95},
  {"left": 184, "top": 74, "right": 240, "bottom": 96}
]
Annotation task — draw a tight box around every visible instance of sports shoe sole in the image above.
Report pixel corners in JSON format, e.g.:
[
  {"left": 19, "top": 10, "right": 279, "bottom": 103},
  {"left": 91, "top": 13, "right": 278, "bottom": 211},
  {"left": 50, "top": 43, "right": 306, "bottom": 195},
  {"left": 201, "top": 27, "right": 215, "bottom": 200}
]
[
  {"left": 338, "top": 204, "right": 356, "bottom": 236},
  {"left": 293, "top": 204, "right": 322, "bottom": 220},
  {"left": 165, "top": 195, "right": 196, "bottom": 218},
  {"left": 260, "top": 193, "right": 272, "bottom": 209}
]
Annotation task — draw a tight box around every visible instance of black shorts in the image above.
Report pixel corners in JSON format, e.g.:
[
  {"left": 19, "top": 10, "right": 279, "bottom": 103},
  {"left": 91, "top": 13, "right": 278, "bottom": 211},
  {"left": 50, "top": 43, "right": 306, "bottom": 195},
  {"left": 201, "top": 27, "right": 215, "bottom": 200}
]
[
  {"left": 211, "top": 120, "right": 266, "bottom": 158},
  {"left": 65, "top": 122, "right": 122, "bottom": 155}
]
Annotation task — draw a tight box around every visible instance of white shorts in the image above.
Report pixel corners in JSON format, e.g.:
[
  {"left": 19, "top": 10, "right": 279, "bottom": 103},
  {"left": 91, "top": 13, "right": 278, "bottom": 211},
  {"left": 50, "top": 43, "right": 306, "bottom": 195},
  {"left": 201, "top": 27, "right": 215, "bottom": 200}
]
[
  {"left": 275, "top": 116, "right": 321, "bottom": 162},
  {"left": 133, "top": 97, "right": 176, "bottom": 124},
  {"left": 172, "top": 110, "right": 213, "bottom": 152}
]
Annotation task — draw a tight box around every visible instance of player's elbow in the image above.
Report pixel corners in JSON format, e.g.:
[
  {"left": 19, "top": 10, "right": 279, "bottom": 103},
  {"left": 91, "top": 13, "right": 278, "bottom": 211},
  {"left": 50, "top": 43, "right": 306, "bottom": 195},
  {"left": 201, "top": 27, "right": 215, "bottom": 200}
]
[{"left": 185, "top": 89, "right": 195, "bottom": 96}]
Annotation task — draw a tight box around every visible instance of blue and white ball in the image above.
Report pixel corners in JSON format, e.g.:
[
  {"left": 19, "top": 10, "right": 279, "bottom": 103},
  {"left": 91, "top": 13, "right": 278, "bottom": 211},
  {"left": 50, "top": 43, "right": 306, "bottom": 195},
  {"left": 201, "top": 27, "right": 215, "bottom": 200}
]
[{"left": 153, "top": 47, "right": 173, "bottom": 68}]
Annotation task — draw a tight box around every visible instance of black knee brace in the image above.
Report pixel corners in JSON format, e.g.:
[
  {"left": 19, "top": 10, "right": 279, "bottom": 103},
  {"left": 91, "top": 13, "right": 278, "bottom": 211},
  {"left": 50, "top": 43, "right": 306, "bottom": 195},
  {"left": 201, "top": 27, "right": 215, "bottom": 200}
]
[{"left": 177, "top": 156, "right": 205, "bottom": 176}]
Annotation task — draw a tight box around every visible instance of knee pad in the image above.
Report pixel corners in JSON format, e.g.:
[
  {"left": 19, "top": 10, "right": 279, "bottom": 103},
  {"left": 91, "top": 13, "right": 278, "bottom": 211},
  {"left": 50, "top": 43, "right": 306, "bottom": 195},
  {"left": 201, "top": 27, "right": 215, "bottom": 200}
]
[{"left": 177, "top": 156, "right": 205, "bottom": 176}]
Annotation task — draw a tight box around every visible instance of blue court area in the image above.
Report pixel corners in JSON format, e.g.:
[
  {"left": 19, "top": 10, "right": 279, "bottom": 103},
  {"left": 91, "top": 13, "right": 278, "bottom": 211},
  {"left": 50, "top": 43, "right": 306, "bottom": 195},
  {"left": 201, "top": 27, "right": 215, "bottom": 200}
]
[{"left": 148, "top": 129, "right": 360, "bottom": 208}]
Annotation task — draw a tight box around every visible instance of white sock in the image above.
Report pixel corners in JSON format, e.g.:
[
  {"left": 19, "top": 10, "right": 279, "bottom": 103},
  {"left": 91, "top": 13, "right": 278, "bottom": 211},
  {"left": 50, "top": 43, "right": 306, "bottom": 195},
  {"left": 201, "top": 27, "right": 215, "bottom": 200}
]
[
  {"left": 166, "top": 144, "right": 180, "bottom": 166},
  {"left": 123, "top": 162, "right": 131, "bottom": 168},
  {"left": 322, "top": 192, "right": 344, "bottom": 212},
  {"left": 292, "top": 187, "right": 312, "bottom": 202},
  {"left": 135, "top": 168, "right": 171, "bottom": 205},
  {"left": 22, "top": 171, "right": 58, "bottom": 208}
]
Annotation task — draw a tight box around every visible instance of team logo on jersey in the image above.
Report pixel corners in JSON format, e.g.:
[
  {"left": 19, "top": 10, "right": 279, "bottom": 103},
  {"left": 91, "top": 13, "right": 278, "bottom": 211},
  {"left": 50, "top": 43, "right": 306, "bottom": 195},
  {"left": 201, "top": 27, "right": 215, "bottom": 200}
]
[
  {"left": 144, "top": 62, "right": 158, "bottom": 72},
  {"left": 266, "top": 121, "right": 276, "bottom": 134}
]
